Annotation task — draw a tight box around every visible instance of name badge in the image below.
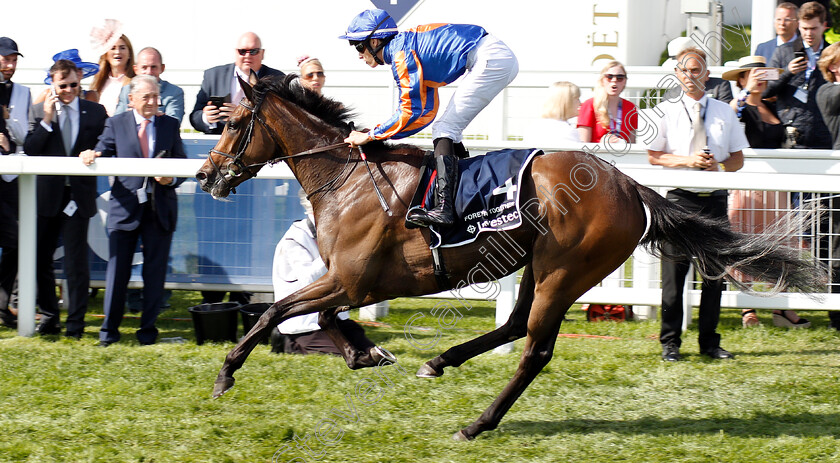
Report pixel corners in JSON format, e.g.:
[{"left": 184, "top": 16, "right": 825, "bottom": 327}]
[
  {"left": 137, "top": 188, "right": 148, "bottom": 204},
  {"left": 794, "top": 87, "right": 808, "bottom": 104},
  {"left": 63, "top": 200, "right": 78, "bottom": 217}
]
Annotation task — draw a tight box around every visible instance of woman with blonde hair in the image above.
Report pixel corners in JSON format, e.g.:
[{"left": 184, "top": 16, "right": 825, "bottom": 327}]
[
  {"left": 297, "top": 55, "right": 326, "bottom": 95},
  {"left": 526, "top": 81, "right": 581, "bottom": 145},
  {"left": 578, "top": 60, "right": 637, "bottom": 144},
  {"left": 89, "top": 19, "right": 135, "bottom": 115}
]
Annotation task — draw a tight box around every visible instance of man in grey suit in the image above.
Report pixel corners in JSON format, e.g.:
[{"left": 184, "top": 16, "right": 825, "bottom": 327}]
[
  {"left": 115, "top": 47, "right": 184, "bottom": 122},
  {"left": 189, "top": 32, "right": 284, "bottom": 134},
  {"left": 24, "top": 59, "right": 107, "bottom": 338},
  {"left": 754, "top": 3, "right": 799, "bottom": 63}
]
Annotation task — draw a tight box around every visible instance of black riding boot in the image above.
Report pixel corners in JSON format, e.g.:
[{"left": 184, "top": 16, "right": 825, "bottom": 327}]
[{"left": 408, "top": 138, "right": 458, "bottom": 227}]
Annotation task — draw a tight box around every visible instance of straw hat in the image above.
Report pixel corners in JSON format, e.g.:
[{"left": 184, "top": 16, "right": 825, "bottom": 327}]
[
  {"left": 661, "top": 37, "right": 696, "bottom": 68},
  {"left": 89, "top": 19, "right": 124, "bottom": 56},
  {"left": 722, "top": 56, "right": 783, "bottom": 81}
]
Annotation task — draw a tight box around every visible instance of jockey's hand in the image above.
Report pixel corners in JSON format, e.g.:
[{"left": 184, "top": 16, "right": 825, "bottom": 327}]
[{"left": 345, "top": 130, "right": 372, "bottom": 148}]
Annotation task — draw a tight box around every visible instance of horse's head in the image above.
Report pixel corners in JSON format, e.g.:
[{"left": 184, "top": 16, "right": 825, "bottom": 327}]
[{"left": 196, "top": 74, "right": 278, "bottom": 198}]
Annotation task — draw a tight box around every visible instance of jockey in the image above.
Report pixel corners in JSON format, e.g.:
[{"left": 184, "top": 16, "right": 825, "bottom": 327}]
[{"left": 340, "top": 9, "right": 519, "bottom": 227}]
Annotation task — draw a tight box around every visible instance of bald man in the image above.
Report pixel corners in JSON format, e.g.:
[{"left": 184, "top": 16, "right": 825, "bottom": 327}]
[{"left": 189, "top": 32, "right": 285, "bottom": 134}]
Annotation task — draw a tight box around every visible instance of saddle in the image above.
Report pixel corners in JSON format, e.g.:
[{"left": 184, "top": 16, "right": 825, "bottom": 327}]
[{"left": 405, "top": 148, "right": 543, "bottom": 249}]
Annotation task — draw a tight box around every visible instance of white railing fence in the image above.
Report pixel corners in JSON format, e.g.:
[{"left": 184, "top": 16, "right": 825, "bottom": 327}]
[{"left": 2, "top": 143, "right": 839, "bottom": 338}]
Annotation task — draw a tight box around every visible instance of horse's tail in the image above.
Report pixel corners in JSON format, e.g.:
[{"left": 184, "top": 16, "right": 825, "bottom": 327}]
[{"left": 634, "top": 183, "right": 828, "bottom": 295}]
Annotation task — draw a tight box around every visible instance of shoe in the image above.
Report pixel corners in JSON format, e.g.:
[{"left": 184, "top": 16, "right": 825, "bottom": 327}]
[
  {"left": 0, "top": 308, "right": 17, "bottom": 328},
  {"left": 702, "top": 347, "right": 735, "bottom": 360},
  {"left": 773, "top": 310, "right": 811, "bottom": 329},
  {"left": 662, "top": 344, "right": 681, "bottom": 362},
  {"left": 64, "top": 331, "right": 82, "bottom": 340},
  {"left": 406, "top": 139, "right": 458, "bottom": 227},
  {"left": 741, "top": 309, "right": 761, "bottom": 328},
  {"left": 96, "top": 340, "right": 113, "bottom": 348},
  {"left": 269, "top": 327, "right": 285, "bottom": 354},
  {"left": 36, "top": 322, "right": 61, "bottom": 335}
]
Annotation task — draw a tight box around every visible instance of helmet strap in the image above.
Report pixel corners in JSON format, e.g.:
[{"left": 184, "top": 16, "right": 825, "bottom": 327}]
[{"left": 361, "top": 14, "right": 393, "bottom": 65}]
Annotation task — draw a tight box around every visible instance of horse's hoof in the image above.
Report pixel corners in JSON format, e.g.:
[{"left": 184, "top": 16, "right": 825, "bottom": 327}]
[
  {"left": 416, "top": 362, "right": 443, "bottom": 378},
  {"left": 213, "top": 376, "right": 235, "bottom": 398},
  {"left": 370, "top": 346, "right": 398, "bottom": 364},
  {"left": 452, "top": 429, "right": 473, "bottom": 441}
]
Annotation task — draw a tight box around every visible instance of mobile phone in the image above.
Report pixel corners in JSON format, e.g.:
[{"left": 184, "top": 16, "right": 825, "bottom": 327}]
[
  {"left": 208, "top": 95, "right": 229, "bottom": 108},
  {"left": 51, "top": 86, "right": 60, "bottom": 112},
  {"left": 794, "top": 50, "right": 806, "bottom": 60},
  {"left": 760, "top": 68, "right": 779, "bottom": 81}
]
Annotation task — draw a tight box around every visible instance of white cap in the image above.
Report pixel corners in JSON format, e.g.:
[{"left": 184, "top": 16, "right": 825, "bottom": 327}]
[{"left": 662, "top": 37, "right": 701, "bottom": 68}]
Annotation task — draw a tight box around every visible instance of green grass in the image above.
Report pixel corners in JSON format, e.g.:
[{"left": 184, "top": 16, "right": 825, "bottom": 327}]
[{"left": 1, "top": 293, "right": 840, "bottom": 462}]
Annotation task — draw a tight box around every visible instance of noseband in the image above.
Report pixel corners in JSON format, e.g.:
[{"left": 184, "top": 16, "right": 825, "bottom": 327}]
[{"left": 207, "top": 90, "right": 349, "bottom": 194}]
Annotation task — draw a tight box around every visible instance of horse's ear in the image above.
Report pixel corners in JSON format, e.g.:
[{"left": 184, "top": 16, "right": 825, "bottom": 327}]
[
  {"left": 238, "top": 74, "right": 254, "bottom": 103},
  {"left": 248, "top": 70, "right": 259, "bottom": 86}
]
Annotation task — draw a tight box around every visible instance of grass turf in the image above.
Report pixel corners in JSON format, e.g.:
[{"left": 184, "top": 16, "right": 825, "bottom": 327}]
[{"left": 1, "top": 293, "right": 839, "bottom": 462}]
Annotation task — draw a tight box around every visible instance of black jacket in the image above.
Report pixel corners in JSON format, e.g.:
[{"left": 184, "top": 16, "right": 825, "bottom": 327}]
[{"left": 763, "top": 37, "right": 832, "bottom": 149}]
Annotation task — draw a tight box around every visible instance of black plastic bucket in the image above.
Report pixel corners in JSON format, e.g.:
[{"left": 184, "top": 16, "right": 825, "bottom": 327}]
[
  {"left": 240, "top": 302, "right": 272, "bottom": 343},
  {"left": 188, "top": 302, "right": 241, "bottom": 345}
]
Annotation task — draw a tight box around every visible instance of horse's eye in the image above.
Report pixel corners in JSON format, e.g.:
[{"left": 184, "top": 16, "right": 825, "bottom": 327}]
[{"left": 227, "top": 120, "right": 238, "bottom": 131}]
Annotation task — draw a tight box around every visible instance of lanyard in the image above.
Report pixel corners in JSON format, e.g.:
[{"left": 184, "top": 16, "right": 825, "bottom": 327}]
[
  {"left": 609, "top": 100, "right": 623, "bottom": 135},
  {"left": 803, "top": 44, "right": 823, "bottom": 89}
]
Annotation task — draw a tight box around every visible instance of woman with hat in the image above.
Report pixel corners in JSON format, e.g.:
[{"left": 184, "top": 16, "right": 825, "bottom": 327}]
[
  {"left": 296, "top": 55, "right": 326, "bottom": 95},
  {"left": 32, "top": 49, "right": 100, "bottom": 105},
  {"left": 89, "top": 19, "right": 135, "bottom": 116},
  {"left": 723, "top": 56, "right": 809, "bottom": 329}
]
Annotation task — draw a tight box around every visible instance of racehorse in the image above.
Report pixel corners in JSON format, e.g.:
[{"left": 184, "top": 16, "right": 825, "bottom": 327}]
[{"left": 195, "top": 74, "right": 826, "bottom": 441}]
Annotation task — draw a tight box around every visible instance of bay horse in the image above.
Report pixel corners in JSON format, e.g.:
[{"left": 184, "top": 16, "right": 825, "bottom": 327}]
[{"left": 195, "top": 74, "right": 825, "bottom": 441}]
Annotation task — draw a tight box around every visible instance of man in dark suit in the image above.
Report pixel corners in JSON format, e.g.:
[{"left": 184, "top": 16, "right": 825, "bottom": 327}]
[
  {"left": 190, "top": 31, "right": 281, "bottom": 305},
  {"left": 755, "top": 3, "right": 800, "bottom": 63},
  {"left": 81, "top": 75, "right": 186, "bottom": 346},
  {"left": 24, "top": 59, "right": 107, "bottom": 337},
  {"left": 189, "top": 32, "right": 284, "bottom": 134}
]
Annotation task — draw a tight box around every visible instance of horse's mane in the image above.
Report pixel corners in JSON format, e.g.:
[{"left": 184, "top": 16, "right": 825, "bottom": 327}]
[{"left": 254, "top": 73, "right": 423, "bottom": 158}]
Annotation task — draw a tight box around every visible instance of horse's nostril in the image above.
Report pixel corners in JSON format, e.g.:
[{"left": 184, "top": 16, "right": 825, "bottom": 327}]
[{"left": 196, "top": 171, "right": 207, "bottom": 181}]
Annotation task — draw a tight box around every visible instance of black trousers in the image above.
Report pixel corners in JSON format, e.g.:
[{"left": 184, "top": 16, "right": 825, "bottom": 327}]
[
  {"left": 281, "top": 319, "right": 375, "bottom": 356},
  {"left": 0, "top": 178, "right": 18, "bottom": 313},
  {"left": 100, "top": 205, "right": 173, "bottom": 345},
  {"left": 660, "top": 190, "right": 728, "bottom": 351},
  {"left": 36, "top": 187, "right": 90, "bottom": 335}
]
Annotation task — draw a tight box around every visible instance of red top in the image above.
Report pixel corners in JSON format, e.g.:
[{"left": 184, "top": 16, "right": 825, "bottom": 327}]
[{"left": 577, "top": 98, "right": 638, "bottom": 143}]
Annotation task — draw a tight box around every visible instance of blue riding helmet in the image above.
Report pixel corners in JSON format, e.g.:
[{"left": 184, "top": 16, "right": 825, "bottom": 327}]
[{"left": 337, "top": 9, "right": 398, "bottom": 41}]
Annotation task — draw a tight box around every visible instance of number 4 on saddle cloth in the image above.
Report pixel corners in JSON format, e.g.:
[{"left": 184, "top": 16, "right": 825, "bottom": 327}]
[{"left": 406, "top": 148, "right": 542, "bottom": 249}]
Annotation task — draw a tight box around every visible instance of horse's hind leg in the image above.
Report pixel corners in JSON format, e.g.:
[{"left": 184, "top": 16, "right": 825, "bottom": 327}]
[
  {"left": 455, "top": 292, "right": 568, "bottom": 441},
  {"left": 317, "top": 307, "right": 396, "bottom": 370},
  {"left": 417, "top": 264, "right": 535, "bottom": 378}
]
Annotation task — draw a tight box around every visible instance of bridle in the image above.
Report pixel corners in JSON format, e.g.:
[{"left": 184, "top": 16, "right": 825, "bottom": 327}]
[{"left": 207, "top": 88, "right": 351, "bottom": 195}]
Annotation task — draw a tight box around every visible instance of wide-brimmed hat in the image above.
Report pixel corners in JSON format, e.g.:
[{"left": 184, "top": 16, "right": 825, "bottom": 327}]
[
  {"left": 0, "top": 37, "right": 22, "bottom": 57},
  {"left": 44, "top": 49, "right": 100, "bottom": 84},
  {"left": 89, "top": 19, "right": 124, "bottom": 56},
  {"left": 722, "top": 56, "right": 783, "bottom": 81}
]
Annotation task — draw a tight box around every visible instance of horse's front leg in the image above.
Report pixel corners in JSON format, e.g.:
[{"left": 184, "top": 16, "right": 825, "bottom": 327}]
[{"left": 213, "top": 277, "right": 346, "bottom": 398}]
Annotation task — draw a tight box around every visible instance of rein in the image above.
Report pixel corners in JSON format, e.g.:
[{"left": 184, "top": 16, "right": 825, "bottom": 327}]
[{"left": 207, "top": 94, "right": 351, "bottom": 194}]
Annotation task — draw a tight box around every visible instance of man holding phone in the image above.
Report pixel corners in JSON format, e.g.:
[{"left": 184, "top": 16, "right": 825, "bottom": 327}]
[
  {"left": 24, "top": 59, "right": 107, "bottom": 338},
  {"left": 188, "top": 32, "right": 284, "bottom": 135},
  {"left": 764, "top": 1, "right": 832, "bottom": 149}
]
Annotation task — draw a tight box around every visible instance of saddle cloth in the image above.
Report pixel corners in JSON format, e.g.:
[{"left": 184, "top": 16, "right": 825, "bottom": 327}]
[{"left": 406, "top": 148, "right": 543, "bottom": 249}]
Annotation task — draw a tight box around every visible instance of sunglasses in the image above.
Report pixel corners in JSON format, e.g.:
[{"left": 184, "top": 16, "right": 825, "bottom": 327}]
[
  {"left": 304, "top": 71, "right": 325, "bottom": 79},
  {"left": 56, "top": 82, "right": 79, "bottom": 89},
  {"left": 604, "top": 74, "right": 627, "bottom": 82},
  {"left": 354, "top": 42, "right": 367, "bottom": 54},
  {"left": 237, "top": 48, "right": 261, "bottom": 56}
]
